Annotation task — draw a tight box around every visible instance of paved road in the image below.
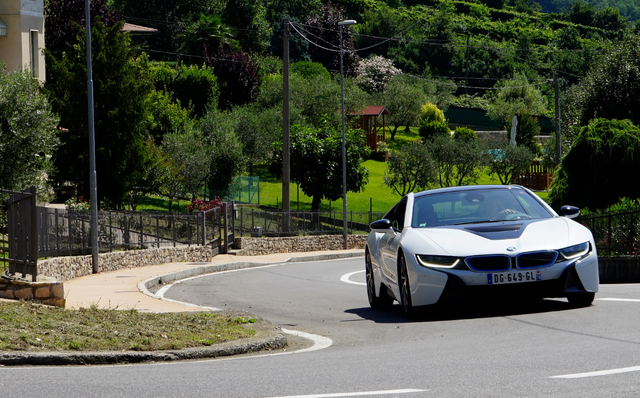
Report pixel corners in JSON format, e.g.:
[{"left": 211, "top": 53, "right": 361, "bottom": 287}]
[{"left": 3, "top": 257, "right": 640, "bottom": 398}]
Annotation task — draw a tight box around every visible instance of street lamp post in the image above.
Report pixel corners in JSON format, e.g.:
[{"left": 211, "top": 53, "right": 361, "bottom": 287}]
[{"left": 338, "top": 19, "right": 357, "bottom": 250}]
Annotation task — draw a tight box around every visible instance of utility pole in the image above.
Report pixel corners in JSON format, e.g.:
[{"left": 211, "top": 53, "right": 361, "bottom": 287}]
[
  {"left": 554, "top": 75, "right": 561, "bottom": 165},
  {"left": 282, "top": 19, "right": 291, "bottom": 232},
  {"left": 85, "top": 0, "right": 99, "bottom": 273}
]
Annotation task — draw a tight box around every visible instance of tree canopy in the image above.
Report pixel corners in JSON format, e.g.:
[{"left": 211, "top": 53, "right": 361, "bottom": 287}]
[
  {"left": 0, "top": 66, "right": 59, "bottom": 193},
  {"left": 44, "top": 21, "right": 154, "bottom": 207},
  {"left": 268, "top": 120, "right": 370, "bottom": 211},
  {"left": 549, "top": 118, "right": 640, "bottom": 211}
]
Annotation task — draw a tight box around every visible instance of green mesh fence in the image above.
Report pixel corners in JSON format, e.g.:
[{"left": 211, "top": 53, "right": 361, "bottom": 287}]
[{"left": 209, "top": 176, "right": 260, "bottom": 204}]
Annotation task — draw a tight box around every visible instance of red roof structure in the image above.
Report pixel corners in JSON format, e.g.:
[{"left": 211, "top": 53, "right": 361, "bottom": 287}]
[{"left": 353, "top": 106, "right": 389, "bottom": 152}]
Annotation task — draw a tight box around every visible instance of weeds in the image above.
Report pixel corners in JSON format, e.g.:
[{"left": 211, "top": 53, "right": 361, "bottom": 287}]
[{"left": 0, "top": 301, "right": 254, "bottom": 352}]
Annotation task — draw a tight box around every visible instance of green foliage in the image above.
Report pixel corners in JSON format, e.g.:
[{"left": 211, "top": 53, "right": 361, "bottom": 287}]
[
  {"left": 453, "top": 126, "right": 477, "bottom": 142},
  {"left": 169, "top": 64, "right": 220, "bottom": 118},
  {"left": 0, "top": 66, "right": 60, "bottom": 193},
  {"left": 427, "top": 135, "right": 490, "bottom": 187},
  {"left": 563, "top": 34, "right": 640, "bottom": 143},
  {"left": 143, "top": 90, "right": 193, "bottom": 145},
  {"left": 291, "top": 61, "right": 330, "bottom": 79},
  {"left": 418, "top": 120, "right": 450, "bottom": 142},
  {"left": 420, "top": 103, "right": 446, "bottom": 123},
  {"left": 268, "top": 16, "right": 310, "bottom": 62},
  {"left": 44, "top": 20, "right": 154, "bottom": 208},
  {"left": 376, "top": 75, "right": 428, "bottom": 139},
  {"left": 489, "top": 143, "right": 535, "bottom": 184},
  {"left": 513, "top": 110, "right": 542, "bottom": 155},
  {"left": 178, "top": 13, "right": 240, "bottom": 56},
  {"left": 229, "top": 104, "right": 282, "bottom": 175},
  {"left": 549, "top": 118, "right": 640, "bottom": 211},
  {"left": 268, "top": 119, "right": 370, "bottom": 211},
  {"left": 384, "top": 142, "right": 436, "bottom": 196},
  {"left": 222, "top": 0, "right": 270, "bottom": 54},
  {"left": 199, "top": 109, "right": 244, "bottom": 191}
]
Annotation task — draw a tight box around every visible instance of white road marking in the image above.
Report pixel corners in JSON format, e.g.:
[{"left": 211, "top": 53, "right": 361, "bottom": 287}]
[
  {"left": 597, "top": 298, "right": 640, "bottom": 302},
  {"left": 340, "top": 270, "right": 366, "bottom": 286},
  {"left": 153, "top": 271, "right": 335, "bottom": 356},
  {"left": 261, "top": 389, "right": 428, "bottom": 398},
  {"left": 551, "top": 365, "right": 640, "bottom": 379},
  {"left": 281, "top": 329, "right": 333, "bottom": 353}
]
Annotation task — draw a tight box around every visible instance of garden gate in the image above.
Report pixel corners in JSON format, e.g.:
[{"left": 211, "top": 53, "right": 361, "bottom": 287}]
[{"left": 1, "top": 186, "right": 38, "bottom": 281}]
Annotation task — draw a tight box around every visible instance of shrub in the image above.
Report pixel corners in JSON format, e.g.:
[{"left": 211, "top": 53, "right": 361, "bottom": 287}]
[
  {"left": 419, "top": 119, "right": 450, "bottom": 142},
  {"left": 453, "top": 127, "right": 477, "bottom": 142},
  {"left": 420, "top": 103, "right": 446, "bottom": 123}
]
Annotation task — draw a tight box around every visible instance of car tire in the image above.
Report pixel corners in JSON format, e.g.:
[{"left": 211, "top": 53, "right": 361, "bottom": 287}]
[
  {"left": 399, "top": 254, "right": 416, "bottom": 318},
  {"left": 567, "top": 292, "right": 595, "bottom": 307},
  {"left": 366, "top": 248, "right": 393, "bottom": 309}
]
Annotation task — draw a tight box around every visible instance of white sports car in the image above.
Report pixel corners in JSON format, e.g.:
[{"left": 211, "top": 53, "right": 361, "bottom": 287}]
[{"left": 365, "top": 185, "right": 599, "bottom": 317}]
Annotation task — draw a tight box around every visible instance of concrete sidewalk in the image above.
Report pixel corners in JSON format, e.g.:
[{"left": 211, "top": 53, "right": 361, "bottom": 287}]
[{"left": 64, "top": 249, "right": 364, "bottom": 313}]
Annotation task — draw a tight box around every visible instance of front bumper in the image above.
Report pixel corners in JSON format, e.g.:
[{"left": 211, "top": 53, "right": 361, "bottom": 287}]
[{"left": 408, "top": 251, "right": 599, "bottom": 306}]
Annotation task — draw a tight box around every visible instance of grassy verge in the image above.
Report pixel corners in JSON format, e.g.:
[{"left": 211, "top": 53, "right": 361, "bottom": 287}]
[{"left": 0, "top": 301, "right": 255, "bottom": 352}]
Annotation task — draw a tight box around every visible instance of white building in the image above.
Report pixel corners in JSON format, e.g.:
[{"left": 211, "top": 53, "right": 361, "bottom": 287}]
[{"left": 0, "top": 0, "right": 45, "bottom": 82}]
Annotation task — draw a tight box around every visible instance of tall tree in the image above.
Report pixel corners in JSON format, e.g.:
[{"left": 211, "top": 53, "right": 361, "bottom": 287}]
[
  {"left": 204, "top": 45, "right": 260, "bottom": 111},
  {"left": 305, "top": 2, "right": 359, "bottom": 75},
  {"left": 549, "top": 118, "right": 640, "bottom": 211},
  {"left": 563, "top": 34, "right": 640, "bottom": 144},
  {"left": 268, "top": 120, "right": 370, "bottom": 211},
  {"left": 0, "top": 66, "right": 59, "bottom": 193},
  {"left": 44, "top": 0, "right": 122, "bottom": 62},
  {"left": 384, "top": 142, "right": 436, "bottom": 196},
  {"left": 44, "top": 21, "right": 154, "bottom": 207}
]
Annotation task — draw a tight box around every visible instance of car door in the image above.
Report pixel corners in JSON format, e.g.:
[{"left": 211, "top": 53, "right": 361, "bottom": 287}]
[{"left": 379, "top": 198, "right": 407, "bottom": 284}]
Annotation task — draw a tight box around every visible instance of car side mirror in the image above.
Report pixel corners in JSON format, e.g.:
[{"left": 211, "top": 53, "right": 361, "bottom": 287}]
[
  {"left": 370, "top": 219, "right": 393, "bottom": 232},
  {"left": 559, "top": 205, "right": 580, "bottom": 219}
]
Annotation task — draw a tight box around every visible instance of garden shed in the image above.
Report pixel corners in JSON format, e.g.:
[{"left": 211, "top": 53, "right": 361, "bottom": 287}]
[{"left": 354, "top": 105, "right": 388, "bottom": 152}]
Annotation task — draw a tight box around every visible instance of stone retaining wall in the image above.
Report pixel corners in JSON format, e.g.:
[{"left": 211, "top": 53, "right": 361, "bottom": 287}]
[
  {"left": 233, "top": 235, "right": 367, "bottom": 256},
  {"left": 0, "top": 277, "right": 65, "bottom": 307},
  {"left": 38, "top": 246, "right": 212, "bottom": 282}
]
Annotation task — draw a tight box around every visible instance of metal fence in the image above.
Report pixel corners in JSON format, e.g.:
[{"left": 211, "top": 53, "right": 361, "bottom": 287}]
[
  {"left": 234, "top": 207, "right": 386, "bottom": 237},
  {"left": 35, "top": 205, "right": 232, "bottom": 258},
  {"left": 578, "top": 209, "right": 640, "bottom": 256}
]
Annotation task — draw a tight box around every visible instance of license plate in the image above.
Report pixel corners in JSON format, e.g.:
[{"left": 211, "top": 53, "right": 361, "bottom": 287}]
[{"left": 487, "top": 270, "right": 541, "bottom": 285}]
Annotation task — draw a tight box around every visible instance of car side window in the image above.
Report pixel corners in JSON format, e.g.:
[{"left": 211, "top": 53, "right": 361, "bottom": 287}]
[{"left": 388, "top": 199, "right": 407, "bottom": 232}]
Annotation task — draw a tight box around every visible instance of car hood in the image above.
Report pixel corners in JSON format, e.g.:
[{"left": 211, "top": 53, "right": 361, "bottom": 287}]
[{"left": 408, "top": 218, "right": 591, "bottom": 256}]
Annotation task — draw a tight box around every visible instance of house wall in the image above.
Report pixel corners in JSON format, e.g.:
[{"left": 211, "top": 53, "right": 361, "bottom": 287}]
[{"left": 0, "top": 0, "right": 45, "bottom": 82}]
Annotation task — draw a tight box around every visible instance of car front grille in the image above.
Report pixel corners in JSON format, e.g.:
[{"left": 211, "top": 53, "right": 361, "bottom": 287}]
[
  {"left": 517, "top": 251, "right": 558, "bottom": 269},
  {"left": 465, "top": 255, "right": 511, "bottom": 272},
  {"left": 464, "top": 251, "right": 558, "bottom": 272}
]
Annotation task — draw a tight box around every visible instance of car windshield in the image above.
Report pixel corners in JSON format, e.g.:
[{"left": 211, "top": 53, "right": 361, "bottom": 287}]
[{"left": 411, "top": 188, "right": 553, "bottom": 228}]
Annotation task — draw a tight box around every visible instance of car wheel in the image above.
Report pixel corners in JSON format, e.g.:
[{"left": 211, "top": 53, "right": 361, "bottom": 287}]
[
  {"left": 366, "top": 248, "right": 393, "bottom": 309},
  {"left": 399, "top": 254, "right": 415, "bottom": 318},
  {"left": 567, "top": 292, "right": 595, "bottom": 307}
]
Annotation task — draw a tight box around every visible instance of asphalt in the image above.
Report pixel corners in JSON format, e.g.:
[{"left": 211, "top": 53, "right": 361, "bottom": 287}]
[{"left": 0, "top": 249, "right": 364, "bottom": 366}]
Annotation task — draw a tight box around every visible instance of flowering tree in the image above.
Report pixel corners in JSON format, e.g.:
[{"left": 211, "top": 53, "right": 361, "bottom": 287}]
[{"left": 355, "top": 55, "right": 401, "bottom": 93}]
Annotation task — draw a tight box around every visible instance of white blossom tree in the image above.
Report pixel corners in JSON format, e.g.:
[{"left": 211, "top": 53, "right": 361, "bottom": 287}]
[{"left": 355, "top": 55, "right": 401, "bottom": 93}]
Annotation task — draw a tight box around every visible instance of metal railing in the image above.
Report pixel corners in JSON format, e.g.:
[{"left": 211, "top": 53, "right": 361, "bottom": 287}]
[
  {"left": 35, "top": 205, "right": 232, "bottom": 258},
  {"left": 234, "top": 207, "right": 386, "bottom": 237},
  {"left": 578, "top": 209, "right": 640, "bottom": 256}
]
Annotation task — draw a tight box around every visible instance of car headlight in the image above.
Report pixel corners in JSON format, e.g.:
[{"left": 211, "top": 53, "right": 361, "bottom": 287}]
[
  {"left": 558, "top": 241, "right": 590, "bottom": 260},
  {"left": 416, "top": 255, "right": 460, "bottom": 268}
]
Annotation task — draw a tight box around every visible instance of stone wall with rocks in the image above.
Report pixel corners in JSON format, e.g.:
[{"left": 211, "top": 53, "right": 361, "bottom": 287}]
[
  {"left": 0, "top": 277, "right": 65, "bottom": 307},
  {"left": 38, "top": 246, "right": 212, "bottom": 282},
  {"left": 233, "top": 235, "right": 367, "bottom": 256}
]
